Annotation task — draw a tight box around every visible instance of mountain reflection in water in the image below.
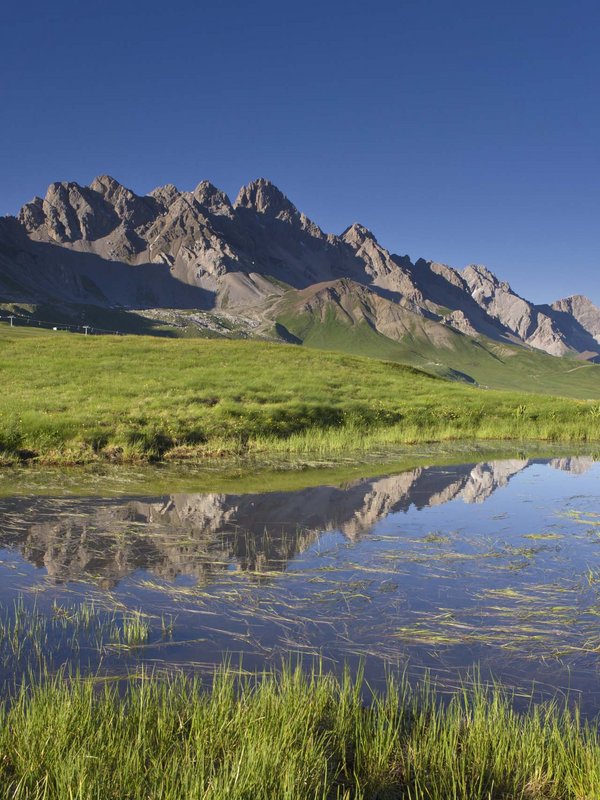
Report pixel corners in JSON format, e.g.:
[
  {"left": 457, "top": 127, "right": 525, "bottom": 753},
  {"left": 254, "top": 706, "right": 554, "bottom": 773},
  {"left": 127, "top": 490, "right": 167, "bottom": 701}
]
[{"left": 0, "top": 456, "right": 593, "bottom": 588}]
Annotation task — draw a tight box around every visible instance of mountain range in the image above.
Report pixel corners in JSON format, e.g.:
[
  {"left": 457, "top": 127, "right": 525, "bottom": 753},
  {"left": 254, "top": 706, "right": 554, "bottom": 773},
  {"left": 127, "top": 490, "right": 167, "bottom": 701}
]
[{"left": 1, "top": 175, "right": 599, "bottom": 381}]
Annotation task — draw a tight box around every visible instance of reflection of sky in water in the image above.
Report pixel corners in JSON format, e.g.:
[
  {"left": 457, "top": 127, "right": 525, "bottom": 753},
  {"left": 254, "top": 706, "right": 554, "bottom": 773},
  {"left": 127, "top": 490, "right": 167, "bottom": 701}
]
[{"left": 0, "top": 457, "right": 599, "bottom": 711}]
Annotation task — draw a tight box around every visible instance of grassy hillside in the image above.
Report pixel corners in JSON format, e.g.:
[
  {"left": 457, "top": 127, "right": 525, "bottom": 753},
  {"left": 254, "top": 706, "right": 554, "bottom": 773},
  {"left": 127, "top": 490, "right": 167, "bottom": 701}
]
[
  {"left": 1, "top": 323, "right": 599, "bottom": 463},
  {"left": 276, "top": 307, "right": 600, "bottom": 398},
  {"left": 7, "top": 298, "right": 600, "bottom": 400}
]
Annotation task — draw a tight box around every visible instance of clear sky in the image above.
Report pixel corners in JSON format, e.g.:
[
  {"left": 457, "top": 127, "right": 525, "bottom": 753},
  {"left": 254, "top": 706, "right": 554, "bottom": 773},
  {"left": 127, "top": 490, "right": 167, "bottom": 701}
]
[{"left": 1, "top": 0, "right": 599, "bottom": 305}]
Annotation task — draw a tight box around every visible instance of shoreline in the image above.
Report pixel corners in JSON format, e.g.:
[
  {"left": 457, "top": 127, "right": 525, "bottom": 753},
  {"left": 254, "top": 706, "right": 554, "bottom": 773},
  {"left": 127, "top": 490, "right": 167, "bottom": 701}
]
[
  {"left": 0, "top": 439, "right": 598, "bottom": 497},
  {"left": 1, "top": 427, "right": 600, "bottom": 467}
]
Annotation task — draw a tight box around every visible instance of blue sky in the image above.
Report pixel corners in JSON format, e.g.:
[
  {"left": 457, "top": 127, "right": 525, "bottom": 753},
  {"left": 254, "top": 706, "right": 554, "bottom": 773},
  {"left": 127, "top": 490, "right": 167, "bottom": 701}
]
[{"left": 1, "top": 0, "right": 599, "bottom": 304}]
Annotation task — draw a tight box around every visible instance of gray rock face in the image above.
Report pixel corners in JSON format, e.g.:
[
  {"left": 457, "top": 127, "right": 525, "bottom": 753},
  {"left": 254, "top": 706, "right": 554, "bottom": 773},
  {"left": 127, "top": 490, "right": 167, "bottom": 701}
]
[
  {"left": 193, "top": 181, "right": 234, "bottom": 217},
  {"left": 235, "top": 178, "right": 303, "bottom": 222},
  {"left": 340, "top": 224, "right": 424, "bottom": 308},
  {"left": 20, "top": 182, "right": 117, "bottom": 243},
  {"left": 552, "top": 295, "right": 600, "bottom": 348},
  {"left": 1, "top": 174, "right": 598, "bottom": 361},
  {"left": 443, "top": 309, "right": 480, "bottom": 337},
  {"left": 463, "top": 264, "right": 572, "bottom": 356}
]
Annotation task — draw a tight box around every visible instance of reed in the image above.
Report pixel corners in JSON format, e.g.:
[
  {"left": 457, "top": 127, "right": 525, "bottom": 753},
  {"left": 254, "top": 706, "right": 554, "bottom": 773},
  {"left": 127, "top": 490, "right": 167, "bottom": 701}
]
[{"left": 0, "top": 665, "right": 599, "bottom": 799}]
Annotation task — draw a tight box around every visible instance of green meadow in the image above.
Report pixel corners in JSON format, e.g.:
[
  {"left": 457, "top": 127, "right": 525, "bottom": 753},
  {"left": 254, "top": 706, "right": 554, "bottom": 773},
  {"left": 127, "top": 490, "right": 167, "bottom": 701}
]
[{"left": 1, "top": 323, "right": 599, "bottom": 463}]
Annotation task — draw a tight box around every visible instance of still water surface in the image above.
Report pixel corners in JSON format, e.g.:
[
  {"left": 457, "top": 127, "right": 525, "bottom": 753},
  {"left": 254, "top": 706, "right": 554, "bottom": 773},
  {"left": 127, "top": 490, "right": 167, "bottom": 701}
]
[{"left": 0, "top": 455, "right": 599, "bottom": 709}]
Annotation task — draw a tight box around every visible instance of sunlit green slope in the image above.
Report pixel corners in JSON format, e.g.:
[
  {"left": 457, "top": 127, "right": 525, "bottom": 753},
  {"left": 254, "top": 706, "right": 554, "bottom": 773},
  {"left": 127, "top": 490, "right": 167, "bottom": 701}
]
[
  {"left": 1, "top": 323, "right": 599, "bottom": 463},
  {"left": 275, "top": 307, "right": 600, "bottom": 399}
]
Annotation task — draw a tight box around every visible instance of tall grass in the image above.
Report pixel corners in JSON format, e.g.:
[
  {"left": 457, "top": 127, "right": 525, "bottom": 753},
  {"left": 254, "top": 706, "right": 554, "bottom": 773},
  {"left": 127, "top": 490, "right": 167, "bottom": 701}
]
[
  {"left": 1, "top": 329, "right": 600, "bottom": 463},
  {"left": 0, "top": 665, "right": 599, "bottom": 799}
]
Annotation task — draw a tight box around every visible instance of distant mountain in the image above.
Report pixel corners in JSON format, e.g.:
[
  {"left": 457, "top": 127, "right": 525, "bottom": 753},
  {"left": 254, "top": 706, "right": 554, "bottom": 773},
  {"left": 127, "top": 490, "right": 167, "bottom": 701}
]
[{"left": 1, "top": 174, "right": 599, "bottom": 367}]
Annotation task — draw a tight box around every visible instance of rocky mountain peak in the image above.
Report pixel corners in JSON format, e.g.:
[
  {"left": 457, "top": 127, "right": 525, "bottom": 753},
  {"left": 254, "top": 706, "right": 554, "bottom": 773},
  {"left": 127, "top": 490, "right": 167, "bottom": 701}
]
[
  {"left": 17, "top": 196, "right": 45, "bottom": 230},
  {"left": 193, "top": 181, "right": 234, "bottom": 216},
  {"left": 30, "top": 180, "right": 118, "bottom": 242},
  {"left": 89, "top": 174, "right": 126, "bottom": 196},
  {"left": 3, "top": 172, "right": 599, "bottom": 364},
  {"left": 552, "top": 294, "right": 600, "bottom": 344},
  {"left": 148, "top": 183, "right": 181, "bottom": 207},
  {"left": 463, "top": 263, "right": 498, "bottom": 284},
  {"left": 553, "top": 294, "right": 597, "bottom": 310},
  {"left": 90, "top": 175, "right": 158, "bottom": 229},
  {"left": 234, "top": 178, "right": 297, "bottom": 218},
  {"left": 341, "top": 223, "right": 377, "bottom": 246},
  {"left": 462, "top": 262, "right": 576, "bottom": 355},
  {"left": 463, "top": 263, "right": 515, "bottom": 298}
]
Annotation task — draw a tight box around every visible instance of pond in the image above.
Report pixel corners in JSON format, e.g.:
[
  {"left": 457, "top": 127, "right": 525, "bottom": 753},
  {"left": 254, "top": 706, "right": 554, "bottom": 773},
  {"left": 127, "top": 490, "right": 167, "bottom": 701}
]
[{"left": 0, "top": 452, "right": 599, "bottom": 711}]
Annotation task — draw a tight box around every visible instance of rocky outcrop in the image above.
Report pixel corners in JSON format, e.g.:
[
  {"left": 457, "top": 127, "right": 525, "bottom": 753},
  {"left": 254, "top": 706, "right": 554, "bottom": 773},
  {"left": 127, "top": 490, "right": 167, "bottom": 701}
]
[
  {"left": 551, "top": 295, "right": 600, "bottom": 355},
  {"left": 442, "top": 310, "right": 480, "bottom": 337},
  {"left": 463, "top": 265, "right": 572, "bottom": 356},
  {"left": 340, "top": 224, "right": 424, "bottom": 308},
  {"left": 19, "top": 176, "right": 158, "bottom": 249}
]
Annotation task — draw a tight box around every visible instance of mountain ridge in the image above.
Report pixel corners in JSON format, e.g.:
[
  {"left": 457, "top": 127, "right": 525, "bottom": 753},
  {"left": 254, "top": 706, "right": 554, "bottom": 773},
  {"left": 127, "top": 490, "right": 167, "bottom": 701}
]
[{"left": 3, "top": 174, "right": 600, "bottom": 366}]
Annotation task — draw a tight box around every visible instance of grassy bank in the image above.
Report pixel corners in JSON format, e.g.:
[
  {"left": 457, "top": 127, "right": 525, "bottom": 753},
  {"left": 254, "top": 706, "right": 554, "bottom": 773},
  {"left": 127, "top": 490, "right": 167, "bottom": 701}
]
[
  {"left": 3, "top": 440, "right": 596, "bottom": 497},
  {"left": 1, "top": 325, "right": 600, "bottom": 464},
  {"left": 0, "top": 666, "right": 599, "bottom": 799}
]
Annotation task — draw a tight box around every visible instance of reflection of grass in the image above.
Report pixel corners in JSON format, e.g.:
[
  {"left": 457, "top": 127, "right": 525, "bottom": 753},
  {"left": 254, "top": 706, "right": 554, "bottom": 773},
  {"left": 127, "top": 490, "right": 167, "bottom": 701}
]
[
  {"left": 392, "top": 577, "right": 600, "bottom": 657},
  {"left": 1, "top": 666, "right": 600, "bottom": 798},
  {"left": 422, "top": 532, "right": 452, "bottom": 544},
  {"left": 116, "top": 512, "right": 600, "bottom": 665},
  {"left": 1, "top": 328, "right": 600, "bottom": 464}
]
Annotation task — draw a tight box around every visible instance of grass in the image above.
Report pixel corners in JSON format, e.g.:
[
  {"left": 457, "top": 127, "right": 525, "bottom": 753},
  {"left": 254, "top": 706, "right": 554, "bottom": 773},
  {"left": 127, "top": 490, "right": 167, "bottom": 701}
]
[
  {"left": 1, "top": 513, "right": 600, "bottom": 797},
  {"left": 7, "top": 298, "right": 600, "bottom": 398},
  {"left": 116, "top": 611, "right": 151, "bottom": 647},
  {"left": 1, "top": 440, "right": 595, "bottom": 498},
  {"left": 1, "top": 665, "right": 600, "bottom": 799},
  {"left": 277, "top": 306, "right": 600, "bottom": 397},
  {"left": 1, "top": 324, "right": 600, "bottom": 464}
]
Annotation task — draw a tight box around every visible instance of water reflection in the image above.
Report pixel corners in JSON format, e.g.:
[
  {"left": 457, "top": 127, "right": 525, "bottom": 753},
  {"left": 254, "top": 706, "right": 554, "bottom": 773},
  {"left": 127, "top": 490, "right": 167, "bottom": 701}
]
[
  {"left": 1, "top": 455, "right": 600, "bottom": 711},
  {"left": 0, "top": 457, "right": 593, "bottom": 587}
]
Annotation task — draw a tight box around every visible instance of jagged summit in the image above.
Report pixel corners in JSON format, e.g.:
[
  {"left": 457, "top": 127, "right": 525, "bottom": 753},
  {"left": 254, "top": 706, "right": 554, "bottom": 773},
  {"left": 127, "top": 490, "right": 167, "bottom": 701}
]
[
  {"left": 463, "top": 264, "right": 496, "bottom": 279},
  {"left": 193, "top": 181, "right": 234, "bottom": 217},
  {"left": 148, "top": 183, "right": 181, "bottom": 206},
  {"left": 89, "top": 174, "right": 127, "bottom": 194},
  {"left": 552, "top": 294, "right": 600, "bottom": 347},
  {"left": 553, "top": 293, "right": 599, "bottom": 309},
  {"left": 341, "top": 223, "right": 378, "bottom": 245},
  {"left": 234, "top": 178, "right": 296, "bottom": 217},
  {"left": 463, "top": 263, "right": 512, "bottom": 291}
]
